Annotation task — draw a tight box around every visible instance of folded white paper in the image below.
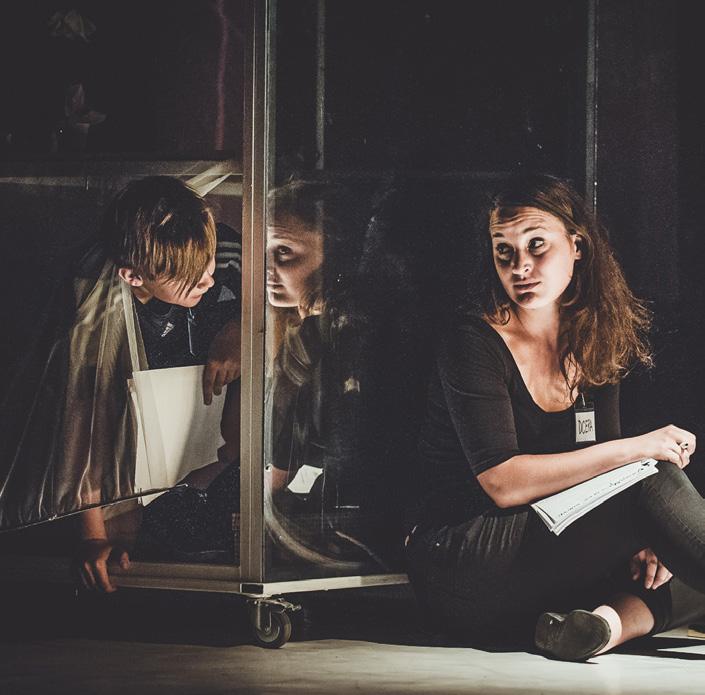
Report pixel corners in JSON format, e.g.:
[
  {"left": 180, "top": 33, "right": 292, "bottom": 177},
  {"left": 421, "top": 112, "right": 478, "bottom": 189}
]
[
  {"left": 531, "top": 458, "right": 659, "bottom": 535},
  {"left": 287, "top": 464, "right": 324, "bottom": 495}
]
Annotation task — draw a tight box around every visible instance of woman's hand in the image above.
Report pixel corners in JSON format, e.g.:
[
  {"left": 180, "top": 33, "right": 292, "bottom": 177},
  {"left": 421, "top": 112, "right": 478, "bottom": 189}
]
[
  {"left": 630, "top": 547, "right": 672, "bottom": 590},
  {"left": 628, "top": 425, "right": 696, "bottom": 468}
]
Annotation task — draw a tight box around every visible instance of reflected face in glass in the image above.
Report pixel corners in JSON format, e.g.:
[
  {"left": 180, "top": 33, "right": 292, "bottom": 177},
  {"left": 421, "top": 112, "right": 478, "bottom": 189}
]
[
  {"left": 490, "top": 207, "right": 581, "bottom": 310},
  {"left": 135, "top": 257, "right": 216, "bottom": 308},
  {"left": 266, "top": 216, "right": 323, "bottom": 310}
]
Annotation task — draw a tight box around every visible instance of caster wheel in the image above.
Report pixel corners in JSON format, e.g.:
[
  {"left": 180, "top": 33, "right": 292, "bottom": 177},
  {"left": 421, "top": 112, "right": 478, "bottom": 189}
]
[{"left": 252, "top": 610, "right": 292, "bottom": 648}]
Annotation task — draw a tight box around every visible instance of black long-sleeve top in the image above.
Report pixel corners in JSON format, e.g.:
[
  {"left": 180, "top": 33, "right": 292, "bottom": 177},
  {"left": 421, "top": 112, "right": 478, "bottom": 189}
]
[{"left": 414, "top": 316, "right": 621, "bottom": 528}]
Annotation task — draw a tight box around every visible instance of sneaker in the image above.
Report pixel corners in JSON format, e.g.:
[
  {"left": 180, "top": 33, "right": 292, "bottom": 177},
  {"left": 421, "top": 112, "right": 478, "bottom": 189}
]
[{"left": 534, "top": 609, "right": 611, "bottom": 662}]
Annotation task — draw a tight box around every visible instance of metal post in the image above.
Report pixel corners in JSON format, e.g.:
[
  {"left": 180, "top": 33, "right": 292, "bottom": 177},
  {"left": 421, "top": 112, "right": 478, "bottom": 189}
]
[
  {"left": 240, "top": 0, "right": 269, "bottom": 583},
  {"left": 315, "top": 0, "right": 326, "bottom": 170}
]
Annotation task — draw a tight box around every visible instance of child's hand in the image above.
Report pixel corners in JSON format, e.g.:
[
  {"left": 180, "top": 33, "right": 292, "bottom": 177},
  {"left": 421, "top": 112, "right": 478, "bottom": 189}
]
[
  {"left": 203, "top": 320, "right": 242, "bottom": 405},
  {"left": 74, "top": 539, "right": 130, "bottom": 593}
]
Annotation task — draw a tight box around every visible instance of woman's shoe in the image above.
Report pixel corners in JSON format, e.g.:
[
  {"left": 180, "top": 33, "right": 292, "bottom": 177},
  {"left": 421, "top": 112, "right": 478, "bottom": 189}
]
[{"left": 534, "top": 610, "right": 611, "bottom": 662}]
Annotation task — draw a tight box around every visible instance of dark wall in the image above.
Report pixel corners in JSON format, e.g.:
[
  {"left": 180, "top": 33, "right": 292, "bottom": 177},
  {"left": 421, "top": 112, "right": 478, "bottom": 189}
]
[
  {"left": 0, "top": 2, "right": 244, "bottom": 156},
  {"left": 274, "top": 0, "right": 588, "bottom": 182},
  {"left": 597, "top": 0, "right": 705, "bottom": 486}
]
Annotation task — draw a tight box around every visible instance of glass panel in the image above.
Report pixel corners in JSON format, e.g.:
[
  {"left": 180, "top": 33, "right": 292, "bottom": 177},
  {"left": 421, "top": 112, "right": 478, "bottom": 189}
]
[
  {"left": 0, "top": 171, "right": 243, "bottom": 568},
  {"left": 264, "top": 0, "right": 589, "bottom": 581}
]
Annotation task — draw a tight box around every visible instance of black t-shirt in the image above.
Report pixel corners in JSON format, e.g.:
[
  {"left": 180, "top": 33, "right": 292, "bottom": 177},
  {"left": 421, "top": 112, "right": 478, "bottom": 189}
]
[
  {"left": 414, "top": 316, "right": 621, "bottom": 527},
  {"left": 134, "top": 283, "right": 238, "bottom": 369}
]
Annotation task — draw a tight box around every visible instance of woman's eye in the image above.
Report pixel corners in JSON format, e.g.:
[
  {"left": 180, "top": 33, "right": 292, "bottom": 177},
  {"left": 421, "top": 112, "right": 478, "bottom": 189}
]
[
  {"left": 528, "top": 238, "right": 546, "bottom": 253},
  {"left": 276, "top": 246, "right": 293, "bottom": 260},
  {"left": 495, "top": 244, "right": 512, "bottom": 258}
]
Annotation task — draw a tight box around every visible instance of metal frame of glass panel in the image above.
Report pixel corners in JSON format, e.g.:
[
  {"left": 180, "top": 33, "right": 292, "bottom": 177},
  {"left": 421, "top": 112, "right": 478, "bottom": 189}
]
[{"left": 238, "top": 0, "right": 268, "bottom": 587}]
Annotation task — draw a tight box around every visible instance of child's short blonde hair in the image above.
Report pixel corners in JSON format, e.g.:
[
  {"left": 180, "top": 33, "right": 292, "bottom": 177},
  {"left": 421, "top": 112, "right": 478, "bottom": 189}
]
[{"left": 103, "top": 176, "right": 216, "bottom": 295}]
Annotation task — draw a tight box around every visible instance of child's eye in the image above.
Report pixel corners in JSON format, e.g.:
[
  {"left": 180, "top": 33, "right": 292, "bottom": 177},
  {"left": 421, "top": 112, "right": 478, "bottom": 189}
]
[{"left": 528, "top": 238, "right": 546, "bottom": 253}]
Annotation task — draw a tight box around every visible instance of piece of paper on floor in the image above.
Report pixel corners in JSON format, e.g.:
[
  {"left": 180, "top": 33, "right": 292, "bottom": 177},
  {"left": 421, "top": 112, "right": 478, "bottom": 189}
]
[{"left": 287, "top": 464, "right": 324, "bottom": 495}]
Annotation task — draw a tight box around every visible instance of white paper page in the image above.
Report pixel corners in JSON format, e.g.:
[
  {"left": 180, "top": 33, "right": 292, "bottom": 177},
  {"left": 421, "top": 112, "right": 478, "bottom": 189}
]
[
  {"left": 531, "top": 459, "right": 658, "bottom": 534},
  {"left": 132, "top": 365, "right": 226, "bottom": 491},
  {"left": 551, "top": 473, "right": 649, "bottom": 535},
  {"left": 129, "top": 378, "right": 156, "bottom": 502}
]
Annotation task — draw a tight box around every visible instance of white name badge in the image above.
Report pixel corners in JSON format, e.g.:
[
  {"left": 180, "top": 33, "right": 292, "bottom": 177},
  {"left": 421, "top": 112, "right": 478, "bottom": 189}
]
[{"left": 575, "top": 401, "right": 596, "bottom": 443}]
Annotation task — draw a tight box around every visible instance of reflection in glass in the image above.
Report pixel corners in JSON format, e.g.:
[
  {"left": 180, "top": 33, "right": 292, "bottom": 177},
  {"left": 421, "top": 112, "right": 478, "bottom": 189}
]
[
  {"left": 264, "top": 0, "right": 590, "bottom": 581},
  {"left": 263, "top": 180, "right": 393, "bottom": 578}
]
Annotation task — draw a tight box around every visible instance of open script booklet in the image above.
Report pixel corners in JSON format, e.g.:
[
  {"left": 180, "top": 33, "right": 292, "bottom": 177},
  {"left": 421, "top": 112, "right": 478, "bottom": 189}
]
[{"left": 531, "top": 459, "right": 659, "bottom": 535}]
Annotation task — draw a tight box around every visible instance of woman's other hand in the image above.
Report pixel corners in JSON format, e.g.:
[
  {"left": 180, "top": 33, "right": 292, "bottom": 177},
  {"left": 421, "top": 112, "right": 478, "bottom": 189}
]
[
  {"left": 630, "top": 547, "right": 672, "bottom": 590},
  {"left": 629, "top": 425, "right": 696, "bottom": 468}
]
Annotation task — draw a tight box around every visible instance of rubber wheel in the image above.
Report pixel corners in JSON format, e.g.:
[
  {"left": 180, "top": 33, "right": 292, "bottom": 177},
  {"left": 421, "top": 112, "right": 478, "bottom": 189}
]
[{"left": 252, "top": 610, "right": 292, "bottom": 648}]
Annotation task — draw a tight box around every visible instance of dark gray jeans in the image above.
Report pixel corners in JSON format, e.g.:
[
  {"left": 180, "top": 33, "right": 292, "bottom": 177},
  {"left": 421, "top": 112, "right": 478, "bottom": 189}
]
[{"left": 406, "top": 462, "right": 705, "bottom": 645}]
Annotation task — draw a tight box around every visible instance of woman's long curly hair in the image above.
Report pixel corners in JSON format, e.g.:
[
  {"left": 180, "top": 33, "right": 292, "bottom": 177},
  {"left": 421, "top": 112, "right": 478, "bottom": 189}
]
[{"left": 480, "top": 173, "right": 652, "bottom": 395}]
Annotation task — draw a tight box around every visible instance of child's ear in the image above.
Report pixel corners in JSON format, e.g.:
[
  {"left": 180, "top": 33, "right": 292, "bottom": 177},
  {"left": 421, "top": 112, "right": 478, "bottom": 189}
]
[{"left": 118, "top": 267, "right": 144, "bottom": 287}]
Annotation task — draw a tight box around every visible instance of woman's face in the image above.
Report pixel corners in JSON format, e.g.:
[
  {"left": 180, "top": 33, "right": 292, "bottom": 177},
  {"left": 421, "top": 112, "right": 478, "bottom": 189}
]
[
  {"left": 489, "top": 207, "right": 581, "bottom": 310},
  {"left": 266, "top": 216, "right": 323, "bottom": 309}
]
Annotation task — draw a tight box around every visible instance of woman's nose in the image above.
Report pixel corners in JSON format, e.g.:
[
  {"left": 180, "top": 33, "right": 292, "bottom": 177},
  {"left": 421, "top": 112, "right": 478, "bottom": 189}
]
[{"left": 512, "top": 251, "right": 531, "bottom": 275}]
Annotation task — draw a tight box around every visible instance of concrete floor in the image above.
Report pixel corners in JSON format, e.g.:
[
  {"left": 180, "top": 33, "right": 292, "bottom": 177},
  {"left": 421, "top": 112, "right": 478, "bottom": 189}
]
[{"left": 2, "top": 585, "right": 705, "bottom": 695}]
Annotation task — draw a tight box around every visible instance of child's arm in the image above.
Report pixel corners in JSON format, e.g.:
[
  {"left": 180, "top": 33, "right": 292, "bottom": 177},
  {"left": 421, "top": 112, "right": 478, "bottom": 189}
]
[
  {"left": 202, "top": 318, "right": 241, "bottom": 405},
  {"left": 75, "top": 507, "right": 130, "bottom": 593}
]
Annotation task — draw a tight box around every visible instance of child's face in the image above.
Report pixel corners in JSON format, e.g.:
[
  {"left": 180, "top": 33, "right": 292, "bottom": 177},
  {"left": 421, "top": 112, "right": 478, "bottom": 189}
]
[{"left": 122, "top": 257, "right": 216, "bottom": 308}]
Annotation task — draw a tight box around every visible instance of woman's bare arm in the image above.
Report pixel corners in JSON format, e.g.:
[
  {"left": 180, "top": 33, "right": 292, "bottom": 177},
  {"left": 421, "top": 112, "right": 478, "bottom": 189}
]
[{"left": 478, "top": 425, "right": 696, "bottom": 508}]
